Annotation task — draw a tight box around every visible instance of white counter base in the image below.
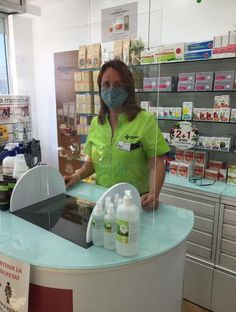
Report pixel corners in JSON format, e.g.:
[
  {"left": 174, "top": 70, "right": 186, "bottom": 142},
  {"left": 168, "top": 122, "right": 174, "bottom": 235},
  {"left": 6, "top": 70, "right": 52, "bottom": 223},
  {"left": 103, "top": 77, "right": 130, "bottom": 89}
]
[{"left": 29, "top": 242, "right": 186, "bottom": 312}]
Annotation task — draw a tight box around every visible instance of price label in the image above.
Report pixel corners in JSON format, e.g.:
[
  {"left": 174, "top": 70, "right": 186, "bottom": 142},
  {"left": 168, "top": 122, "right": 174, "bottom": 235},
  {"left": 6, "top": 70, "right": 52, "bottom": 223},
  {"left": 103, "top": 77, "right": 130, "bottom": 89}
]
[{"left": 170, "top": 121, "right": 199, "bottom": 150}]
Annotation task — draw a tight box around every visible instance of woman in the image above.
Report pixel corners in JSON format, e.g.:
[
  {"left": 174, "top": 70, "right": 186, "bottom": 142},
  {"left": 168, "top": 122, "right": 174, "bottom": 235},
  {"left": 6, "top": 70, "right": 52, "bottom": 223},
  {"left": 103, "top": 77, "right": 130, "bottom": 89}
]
[{"left": 65, "top": 60, "right": 170, "bottom": 210}]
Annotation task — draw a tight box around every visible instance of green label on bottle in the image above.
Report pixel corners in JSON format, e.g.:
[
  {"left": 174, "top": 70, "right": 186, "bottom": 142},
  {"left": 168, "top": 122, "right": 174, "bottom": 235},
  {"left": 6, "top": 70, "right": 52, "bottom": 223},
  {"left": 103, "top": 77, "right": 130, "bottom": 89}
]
[
  {"left": 116, "top": 219, "right": 129, "bottom": 244},
  {"left": 104, "top": 220, "right": 115, "bottom": 233}
]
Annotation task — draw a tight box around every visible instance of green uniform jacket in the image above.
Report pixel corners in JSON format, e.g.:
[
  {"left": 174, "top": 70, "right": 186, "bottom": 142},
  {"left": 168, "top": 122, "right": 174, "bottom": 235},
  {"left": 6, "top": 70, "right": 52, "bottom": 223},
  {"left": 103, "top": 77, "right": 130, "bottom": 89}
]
[{"left": 83, "top": 111, "right": 170, "bottom": 194}]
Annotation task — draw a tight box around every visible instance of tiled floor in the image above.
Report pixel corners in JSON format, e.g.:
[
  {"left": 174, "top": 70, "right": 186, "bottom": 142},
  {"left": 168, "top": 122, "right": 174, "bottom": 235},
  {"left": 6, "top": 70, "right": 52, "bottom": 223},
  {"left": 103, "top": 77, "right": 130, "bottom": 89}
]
[{"left": 182, "top": 300, "right": 210, "bottom": 312}]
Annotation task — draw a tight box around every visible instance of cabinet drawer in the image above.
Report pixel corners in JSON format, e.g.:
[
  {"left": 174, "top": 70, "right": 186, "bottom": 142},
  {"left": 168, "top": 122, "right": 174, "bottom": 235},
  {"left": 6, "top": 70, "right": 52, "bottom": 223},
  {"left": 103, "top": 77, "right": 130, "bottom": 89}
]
[
  {"left": 223, "top": 209, "right": 236, "bottom": 224},
  {"left": 223, "top": 224, "right": 236, "bottom": 239},
  {"left": 186, "top": 241, "right": 212, "bottom": 260},
  {"left": 194, "top": 216, "right": 213, "bottom": 232},
  {"left": 220, "top": 253, "right": 236, "bottom": 272},
  {"left": 188, "top": 229, "right": 213, "bottom": 248},
  {"left": 159, "top": 192, "right": 215, "bottom": 217},
  {"left": 221, "top": 239, "right": 236, "bottom": 255}
]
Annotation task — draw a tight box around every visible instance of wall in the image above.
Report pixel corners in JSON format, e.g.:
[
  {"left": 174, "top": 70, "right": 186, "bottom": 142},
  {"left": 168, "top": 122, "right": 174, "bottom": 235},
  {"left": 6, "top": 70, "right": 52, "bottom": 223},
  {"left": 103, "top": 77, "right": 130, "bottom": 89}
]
[{"left": 11, "top": 0, "right": 236, "bottom": 168}]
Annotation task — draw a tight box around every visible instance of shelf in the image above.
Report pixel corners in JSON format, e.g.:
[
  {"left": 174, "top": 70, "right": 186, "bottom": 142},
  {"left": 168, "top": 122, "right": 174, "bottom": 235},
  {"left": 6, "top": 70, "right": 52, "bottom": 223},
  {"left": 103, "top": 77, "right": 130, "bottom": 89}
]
[
  {"left": 131, "top": 56, "right": 236, "bottom": 67},
  {"left": 158, "top": 119, "right": 235, "bottom": 124},
  {"left": 75, "top": 56, "right": 236, "bottom": 72},
  {"left": 75, "top": 91, "right": 99, "bottom": 94},
  {"left": 75, "top": 112, "right": 97, "bottom": 116},
  {"left": 136, "top": 90, "right": 236, "bottom": 94},
  {"left": 168, "top": 144, "right": 236, "bottom": 154}
]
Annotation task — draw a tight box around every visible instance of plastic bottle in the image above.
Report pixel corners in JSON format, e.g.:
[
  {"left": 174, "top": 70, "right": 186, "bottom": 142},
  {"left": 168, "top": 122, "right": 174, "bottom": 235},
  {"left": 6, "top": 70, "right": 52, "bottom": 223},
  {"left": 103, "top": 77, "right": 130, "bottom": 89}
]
[
  {"left": 13, "top": 153, "right": 29, "bottom": 180},
  {"left": 104, "top": 196, "right": 111, "bottom": 213},
  {"left": 116, "top": 190, "right": 140, "bottom": 257},
  {"left": 113, "top": 193, "right": 120, "bottom": 209},
  {"left": 92, "top": 202, "right": 104, "bottom": 246},
  {"left": 2, "top": 150, "right": 16, "bottom": 181},
  {"left": 104, "top": 202, "right": 116, "bottom": 250}
]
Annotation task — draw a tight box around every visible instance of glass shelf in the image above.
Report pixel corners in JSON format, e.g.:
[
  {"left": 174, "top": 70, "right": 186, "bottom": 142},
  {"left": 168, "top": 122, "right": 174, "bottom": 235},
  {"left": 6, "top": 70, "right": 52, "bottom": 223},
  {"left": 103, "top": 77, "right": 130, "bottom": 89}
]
[
  {"left": 169, "top": 144, "right": 236, "bottom": 154},
  {"left": 75, "top": 56, "right": 236, "bottom": 72},
  {"left": 158, "top": 119, "right": 235, "bottom": 124},
  {"left": 136, "top": 90, "right": 236, "bottom": 94}
]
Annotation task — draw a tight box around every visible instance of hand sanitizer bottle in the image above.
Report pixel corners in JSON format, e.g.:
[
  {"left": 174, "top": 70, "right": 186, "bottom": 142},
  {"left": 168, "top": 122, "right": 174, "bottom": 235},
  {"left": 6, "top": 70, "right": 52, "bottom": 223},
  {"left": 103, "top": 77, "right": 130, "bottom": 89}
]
[
  {"left": 92, "top": 202, "right": 104, "bottom": 246},
  {"left": 116, "top": 190, "right": 140, "bottom": 257},
  {"left": 104, "top": 202, "right": 116, "bottom": 250}
]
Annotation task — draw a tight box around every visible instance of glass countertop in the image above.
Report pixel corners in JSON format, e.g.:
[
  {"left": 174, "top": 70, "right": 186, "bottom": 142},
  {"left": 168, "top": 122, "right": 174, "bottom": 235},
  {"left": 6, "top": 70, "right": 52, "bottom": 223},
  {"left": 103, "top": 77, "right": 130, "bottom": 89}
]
[{"left": 0, "top": 182, "right": 193, "bottom": 270}]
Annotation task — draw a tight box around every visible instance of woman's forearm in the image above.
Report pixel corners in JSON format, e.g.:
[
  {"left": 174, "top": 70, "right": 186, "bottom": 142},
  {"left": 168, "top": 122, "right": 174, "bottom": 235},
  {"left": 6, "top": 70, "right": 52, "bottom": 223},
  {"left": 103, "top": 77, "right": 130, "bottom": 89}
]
[{"left": 149, "top": 156, "right": 165, "bottom": 199}]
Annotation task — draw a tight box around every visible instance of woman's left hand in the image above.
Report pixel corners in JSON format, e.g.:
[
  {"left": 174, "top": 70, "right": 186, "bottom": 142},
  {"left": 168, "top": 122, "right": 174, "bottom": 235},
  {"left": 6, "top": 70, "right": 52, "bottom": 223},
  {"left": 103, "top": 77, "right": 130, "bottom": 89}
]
[{"left": 141, "top": 193, "right": 159, "bottom": 211}]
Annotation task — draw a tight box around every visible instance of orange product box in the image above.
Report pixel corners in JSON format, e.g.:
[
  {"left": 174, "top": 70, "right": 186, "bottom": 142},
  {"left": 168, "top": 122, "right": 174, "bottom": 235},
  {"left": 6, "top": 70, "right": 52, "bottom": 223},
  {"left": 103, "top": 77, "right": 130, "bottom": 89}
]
[
  {"left": 184, "top": 150, "right": 194, "bottom": 163},
  {"left": 205, "top": 169, "right": 219, "bottom": 180},
  {"left": 175, "top": 149, "right": 185, "bottom": 161}
]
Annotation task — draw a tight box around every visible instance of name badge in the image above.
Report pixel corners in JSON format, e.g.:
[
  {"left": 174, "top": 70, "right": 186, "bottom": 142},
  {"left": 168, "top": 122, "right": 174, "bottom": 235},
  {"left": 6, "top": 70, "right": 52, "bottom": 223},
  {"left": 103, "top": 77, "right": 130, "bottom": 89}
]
[{"left": 118, "top": 141, "right": 131, "bottom": 151}]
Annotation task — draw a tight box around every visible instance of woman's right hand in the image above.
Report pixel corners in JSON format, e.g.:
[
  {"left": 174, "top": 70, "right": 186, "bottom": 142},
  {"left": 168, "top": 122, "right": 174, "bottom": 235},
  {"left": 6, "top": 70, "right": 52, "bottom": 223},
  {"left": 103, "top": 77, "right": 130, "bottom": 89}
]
[{"left": 64, "top": 172, "right": 81, "bottom": 188}]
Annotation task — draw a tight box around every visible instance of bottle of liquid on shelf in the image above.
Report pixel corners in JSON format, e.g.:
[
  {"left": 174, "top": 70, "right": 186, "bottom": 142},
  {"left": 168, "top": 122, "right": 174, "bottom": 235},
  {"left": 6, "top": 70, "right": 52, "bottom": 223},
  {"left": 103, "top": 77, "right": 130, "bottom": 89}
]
[
  {"left": 104, "top": 196, "right": 111, "bottom": 213},
  {"left": 104, "top": 202, "right": 116, "bottom": 250},
  {"left": 13, "top": 153, "right": 29, "bottom": 180},
  {"left": 116, "top": 190, "right": 140, "bottom": 257},
  {"left": 2, "top": 150, "right": 16, "bottom": 181},
  {"left": 92, "top": 202, "right": 104, "bottom": 246}
]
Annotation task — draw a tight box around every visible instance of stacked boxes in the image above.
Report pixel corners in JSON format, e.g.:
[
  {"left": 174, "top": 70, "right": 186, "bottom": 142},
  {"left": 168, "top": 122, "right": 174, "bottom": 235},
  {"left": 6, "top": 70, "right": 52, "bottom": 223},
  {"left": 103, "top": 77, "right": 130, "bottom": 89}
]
[
  {"left": 184, "top": 40, "right": 213, "bottom": 61},
  {"left": 74, "top": 71, "right": 93, "bottom": 92},
  {"left": 213, "top": 30, "right": 236, "bottom": 58},
  {"left": 92, "top": 71, "right": 99, "bottom": 92},
  {"left": 214, "top": 70, "right": 235, "bottom": 91},
  {"left": 195, "top": 72, "right": 214, "bottom": 91},
  {"left": 178, "top": 72, "right": 195, "bottom": 91},
  {"left": 143, "top": 76, "right": 178, "bottom": 92},
  {"left": 76, "top": 94, "right": 94, "bottom": 114}
]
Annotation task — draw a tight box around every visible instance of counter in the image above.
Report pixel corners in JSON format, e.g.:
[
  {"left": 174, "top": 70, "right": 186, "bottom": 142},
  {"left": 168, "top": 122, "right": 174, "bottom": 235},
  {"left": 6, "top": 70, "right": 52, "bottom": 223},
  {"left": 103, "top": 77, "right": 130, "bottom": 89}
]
[{"left": 0, "top": 182, "right": 193, "bottom": 312}]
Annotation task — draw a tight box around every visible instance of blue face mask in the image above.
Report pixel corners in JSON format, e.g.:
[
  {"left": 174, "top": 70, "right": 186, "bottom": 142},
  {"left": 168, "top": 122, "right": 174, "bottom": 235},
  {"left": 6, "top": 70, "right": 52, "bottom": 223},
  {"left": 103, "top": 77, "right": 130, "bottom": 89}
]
[{"left": 101, "top": 87, "right": 128, "bottom": 109}]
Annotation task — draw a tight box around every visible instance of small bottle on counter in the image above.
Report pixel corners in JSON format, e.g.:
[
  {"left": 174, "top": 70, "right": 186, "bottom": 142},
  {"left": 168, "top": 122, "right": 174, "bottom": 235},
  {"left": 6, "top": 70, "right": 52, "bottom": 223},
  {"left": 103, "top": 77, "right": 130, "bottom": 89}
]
[
  {"left": 104, "top": 202, "right": 116, "bottom": 250},
  {"left": 92, "top": 202, "right": 104, "bottom": 246},
  {"left": 2, "top": 150, "right": 16, "bottom": 181},
  {"left": 0, "top": 181, "right": 10, "bottom": 211}
]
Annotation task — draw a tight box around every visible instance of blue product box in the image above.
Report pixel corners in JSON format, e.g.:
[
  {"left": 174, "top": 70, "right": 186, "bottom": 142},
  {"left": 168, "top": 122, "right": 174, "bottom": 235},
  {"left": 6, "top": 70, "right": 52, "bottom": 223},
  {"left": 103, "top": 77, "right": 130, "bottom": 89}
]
[
  {"left": 187, "top": 40, "right": 213, "bottom": 51},
  {"left": 184, "top": 49, "right": 212, "bottom": 61}
]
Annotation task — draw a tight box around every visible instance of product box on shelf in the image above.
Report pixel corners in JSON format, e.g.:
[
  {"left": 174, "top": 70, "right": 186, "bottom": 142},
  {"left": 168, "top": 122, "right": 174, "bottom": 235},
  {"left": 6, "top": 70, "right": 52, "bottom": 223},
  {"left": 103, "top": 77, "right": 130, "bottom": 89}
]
[
  {"left": 154, "top": 42, "right": 186, "bottom": 62},
  {"left": 196, "top": 71, "right": 214, "bottom": 82},
  {"left": 213, "top": 36, "right": 222, "bottom": 49},
  {"left": 219, "top": 136, "right": 233, "bottom": 151},
  {"left": 194, "top": 151, "right": 208, "bottom": 165},
  {"left": 193, "top": 164, "right": 205, "bottom": 178},
  {"left": 178, "top": 162, "right": 193, "bottom": 178},
  {"left": 93, "top": 71, "right": 99, "bottom": 92},
  {"left": 195, "top": 81, "right": 213, "bottom": 91},
  {"left": 86, "top": 45, "right": 93, "bottom": 68},
  {"left": 187, "top": 40, "right": 213, "bottom": 51},
  {"left": 179, "top": 72, "right": 195, "bottom": 83},
  {"left": 158, "top": 107, "right": 164, "bottom": 119},
  {"left": 200, "top": 108, "right": 207, "bottom": 120},
  {"left": 205, "top": 169, "right": 219, "bottom": 180},
  {"left": 206, "top": 109, "right": 214, "bottom": 121},
  {"left": 227, "top": 165, "right": 236, "bottom": 185},
  {"left": 193, "top": 108, "right": 201, "bottom": 120},
  {"left": 222, "top": 35, "right": 229, "bottom": 48},
  {"left": 195, "top": 136, "right": 206, "bottom": 149},
  {"left": 214, "top": 81, "right": 234, "bottom": 91},
  {"left": 175, "top": 149, "right": 185, "bottom": 161},
  {"left": 229, "top": 30, "right": 236, "bottom": 46},
  {"left": 211, "top": 137, "right": 221, "bottom": 150},
  {"left": 219, "top": 169, "right": 227, "bottom": 182},
  {"left": 214, "top": 70, "right": 235, "bottom": 82},
  {"left": 114, "top": 40, "right": 123, "bottom": 61},
  {"left": 230, "top": 108, "right": 236, "bottom": 122},
  {"left": 214, "top": 95, "right": 230, "bottom": 108},
  {"left": 92, "top": 43, "right": 101, "bottom": 68},
  {"left": 213, "top": 109, "right": 220, "bottom": 121},
  {"left": 177, "top": 82, "right": 195, "bottom": 92},
  {"left": 184, "top": 150, "right": 194, "bottom": 163},
  {"left": 78, "top": 45, "right": 86, "bottom": 68},
  {"left": 208, "top": 160, "right": 226, "bottom": 170},
  {"left": 219, "top": 108, "right": 231, "bottom": 122},
  {"left": 169, "top": 161, "right": 179, "bottom": 176},
  {"left": 182, "top": 102, "right": 194, "bottom": 120},
  {"left": 184, "top": 49, "right": 212, "bottom": 61},
  {"left": 140, "top": 49, "right": 155, "bottom": 64}
]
